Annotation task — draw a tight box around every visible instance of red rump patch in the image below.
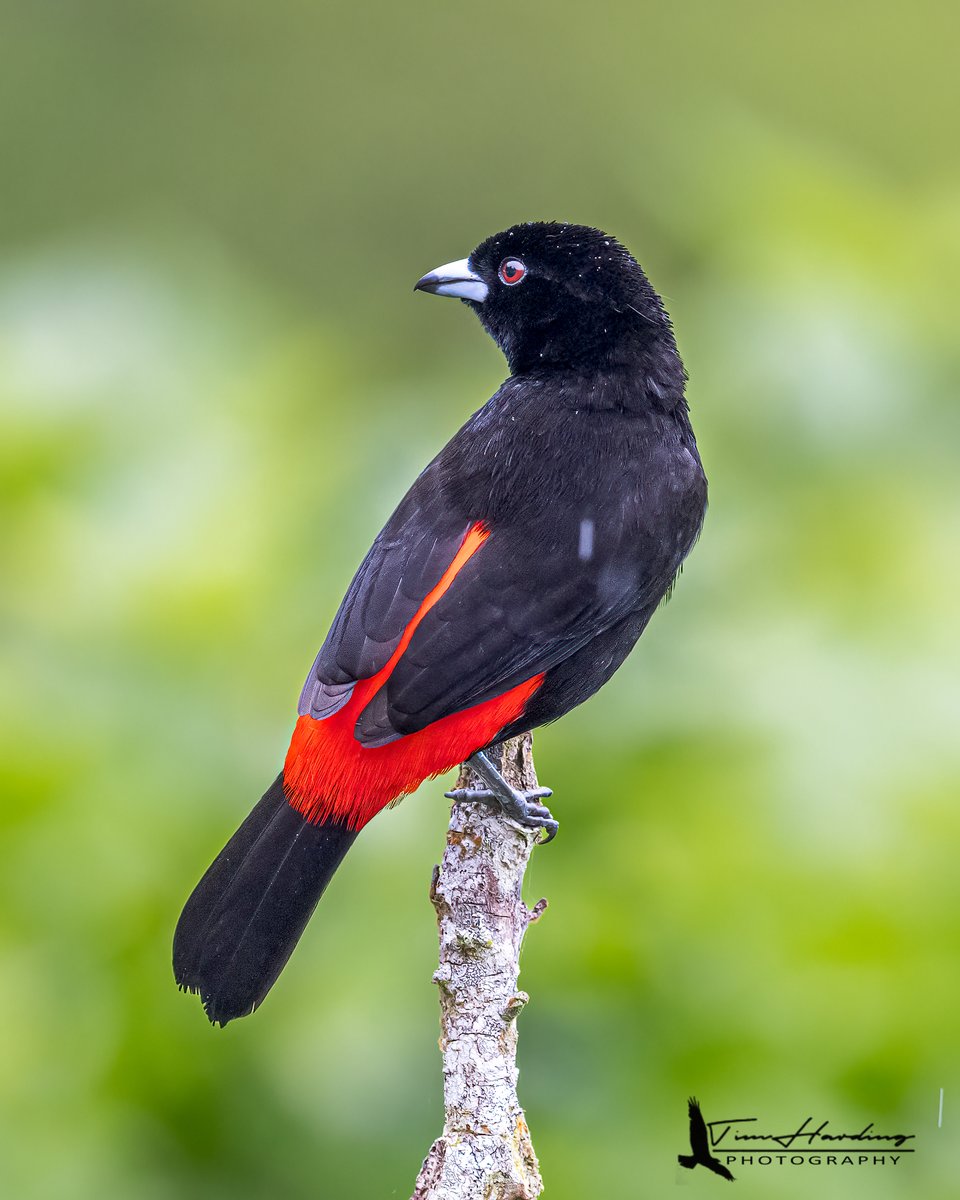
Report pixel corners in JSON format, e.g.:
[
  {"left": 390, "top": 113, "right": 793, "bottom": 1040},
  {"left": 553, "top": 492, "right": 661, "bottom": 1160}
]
[{"left": 283, "top": 523, "right": 544, "bottom": 830}]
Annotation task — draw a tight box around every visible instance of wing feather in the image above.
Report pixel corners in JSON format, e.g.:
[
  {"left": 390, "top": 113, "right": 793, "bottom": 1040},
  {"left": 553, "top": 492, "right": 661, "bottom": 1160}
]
[{"left": 297, "top": 389, "right": 706, "bottom": 745}]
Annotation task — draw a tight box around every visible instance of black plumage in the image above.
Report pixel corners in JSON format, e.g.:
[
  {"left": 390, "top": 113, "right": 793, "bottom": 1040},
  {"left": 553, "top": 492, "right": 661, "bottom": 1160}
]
[
  {"left": 176, "top": 221, "right": 707, "bottom": 1024},
  {"left": 302, "top": 221, "right": 706, "bottom": 745},
  {"left": 173, "top": 776, "right": 357, "bottom": 1025}
]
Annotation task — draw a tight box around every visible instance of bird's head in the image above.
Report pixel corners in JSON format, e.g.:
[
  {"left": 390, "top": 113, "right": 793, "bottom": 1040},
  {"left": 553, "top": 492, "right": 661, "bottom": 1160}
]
[{"left": 415, "top": 221, "right": 678, "bottom": 377}]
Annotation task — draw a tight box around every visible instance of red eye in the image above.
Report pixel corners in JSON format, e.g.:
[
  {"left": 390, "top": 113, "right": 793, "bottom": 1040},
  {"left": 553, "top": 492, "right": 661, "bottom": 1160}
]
[{"left": 498, "top": 257, "right": 526, "bottom": 286}]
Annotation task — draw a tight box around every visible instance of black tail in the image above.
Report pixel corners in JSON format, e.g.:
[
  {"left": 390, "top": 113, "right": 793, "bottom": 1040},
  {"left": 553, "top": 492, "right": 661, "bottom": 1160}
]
[{"left": 173, "top": 775, "right": 358, "bottom": 1026}]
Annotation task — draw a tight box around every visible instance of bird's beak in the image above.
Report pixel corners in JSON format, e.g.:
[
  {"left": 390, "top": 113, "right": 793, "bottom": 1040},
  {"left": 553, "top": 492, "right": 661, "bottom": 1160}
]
[{"left": 414, "top": 258, "right": 488, "bottom": 303}]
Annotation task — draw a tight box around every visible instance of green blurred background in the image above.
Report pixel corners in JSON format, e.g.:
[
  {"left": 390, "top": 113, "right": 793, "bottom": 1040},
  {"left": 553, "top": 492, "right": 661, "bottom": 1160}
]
[{"left": 2, "top": 3, "right": 958, "bottom": 1197}]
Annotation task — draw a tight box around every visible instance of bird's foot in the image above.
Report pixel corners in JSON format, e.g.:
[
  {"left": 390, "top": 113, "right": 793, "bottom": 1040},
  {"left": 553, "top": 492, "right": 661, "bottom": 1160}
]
[{"left": 445, "top": 750, "right": 559, "bottom": 843}]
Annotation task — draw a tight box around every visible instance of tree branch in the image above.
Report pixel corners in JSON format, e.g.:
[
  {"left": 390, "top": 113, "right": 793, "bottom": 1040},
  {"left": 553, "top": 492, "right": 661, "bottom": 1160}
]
[{"left": 411, "top": 734, "right": 547, "bottom": 1200}]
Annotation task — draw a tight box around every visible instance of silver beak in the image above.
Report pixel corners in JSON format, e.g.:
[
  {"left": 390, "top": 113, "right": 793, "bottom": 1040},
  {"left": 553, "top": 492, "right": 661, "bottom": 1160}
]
[{"left": 414, "top": 257, "right": 488, "bottom": 303}]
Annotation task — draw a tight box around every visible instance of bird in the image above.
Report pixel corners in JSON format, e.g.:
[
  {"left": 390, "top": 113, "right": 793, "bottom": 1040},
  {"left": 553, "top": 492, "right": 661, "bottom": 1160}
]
[
  {"left": 173, "top": 221, "right": 708, "bottom": 1026},
  {"left": 679, "top": 1097, "right": 735, "bottom": 1181}
]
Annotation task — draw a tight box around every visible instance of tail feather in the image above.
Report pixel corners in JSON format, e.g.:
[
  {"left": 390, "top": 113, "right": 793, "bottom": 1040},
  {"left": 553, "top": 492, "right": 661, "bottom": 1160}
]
[{"left": 173, "top": 774, "right": 357, "bottom": 1026}]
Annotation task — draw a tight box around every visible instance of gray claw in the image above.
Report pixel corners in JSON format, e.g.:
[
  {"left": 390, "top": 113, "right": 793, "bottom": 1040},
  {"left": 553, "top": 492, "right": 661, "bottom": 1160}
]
[
  {"left": 536, "top": 821, "right": 559, "bottom": 844},
  {"left": 446, "top": 751, "right": 559, "bottom": 843}
]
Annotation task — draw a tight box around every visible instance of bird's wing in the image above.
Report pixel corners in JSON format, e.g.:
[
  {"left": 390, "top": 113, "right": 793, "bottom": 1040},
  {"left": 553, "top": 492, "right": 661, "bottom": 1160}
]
[
  {"left": 302, "top": 423, "right": 702, "bottom": 746},
  {"left": 301, "top": 501, "right": 657, "bottom": 736},
  {"left": 688, "top": 1097, "right": 710, "bottom": 1158},
  {"left": 352, "top": 499, "right": 684, "bottom": 745},
  {"left": 297, "top": 488, "right": 474, "bottom": 721}
]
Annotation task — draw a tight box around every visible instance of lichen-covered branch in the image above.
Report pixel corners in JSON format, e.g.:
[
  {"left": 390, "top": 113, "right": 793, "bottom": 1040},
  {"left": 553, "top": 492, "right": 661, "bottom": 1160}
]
[{"left": 411, "top": 734, "right": 547, "bottom": 1200}]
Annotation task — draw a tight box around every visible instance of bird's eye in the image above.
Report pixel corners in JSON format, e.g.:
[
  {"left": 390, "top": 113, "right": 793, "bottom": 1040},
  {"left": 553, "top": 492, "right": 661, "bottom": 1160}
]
[{"left": 498, "top": 257, "right": 526, "bottom": 286}]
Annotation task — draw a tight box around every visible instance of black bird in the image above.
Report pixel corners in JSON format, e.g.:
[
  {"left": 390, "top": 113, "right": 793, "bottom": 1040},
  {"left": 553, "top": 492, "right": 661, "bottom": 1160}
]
[
  {"left": 679, "top": 1097, "right": 735, "bottom": 1181},
  {"left": 174, "top": 221, "right": 708, "bottom": 1025}
]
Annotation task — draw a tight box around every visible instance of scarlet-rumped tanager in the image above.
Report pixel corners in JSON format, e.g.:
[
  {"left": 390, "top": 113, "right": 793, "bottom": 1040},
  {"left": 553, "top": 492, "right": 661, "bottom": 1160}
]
[{"left": 174, "top": 222, "right": 707, "bottom": 1026}]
